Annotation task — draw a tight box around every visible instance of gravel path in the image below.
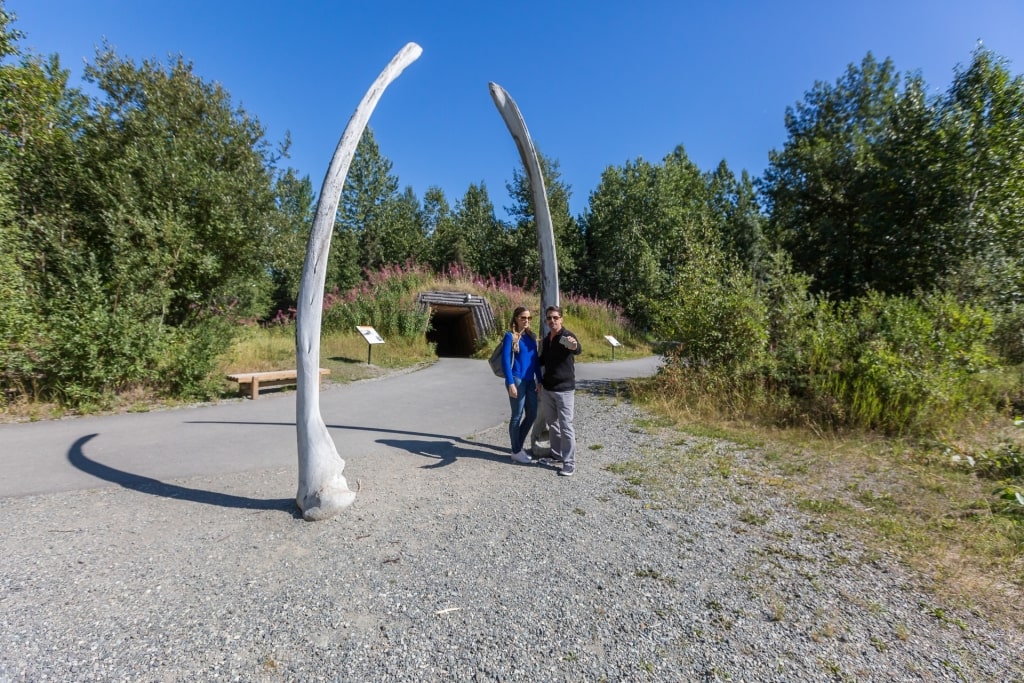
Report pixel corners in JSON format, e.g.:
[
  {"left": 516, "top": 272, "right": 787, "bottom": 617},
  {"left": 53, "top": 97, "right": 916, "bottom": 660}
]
[{"left": 1, "top": 385, "right": 1020, "bottom": 682}]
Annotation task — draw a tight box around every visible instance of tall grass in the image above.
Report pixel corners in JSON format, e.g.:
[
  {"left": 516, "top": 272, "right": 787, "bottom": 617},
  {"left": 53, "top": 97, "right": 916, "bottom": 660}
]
[
  {"left": 220, "top": 263, "right": 650, "bottom": 382},
  {"left": 433, "top": 264, "right": 648, "bottom": 357},
  {"left": 320, "top": 262, "right": 434, "bottom": 339}
]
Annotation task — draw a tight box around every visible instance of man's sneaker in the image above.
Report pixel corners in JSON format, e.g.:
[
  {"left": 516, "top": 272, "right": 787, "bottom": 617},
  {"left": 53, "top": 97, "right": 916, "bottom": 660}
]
[
  {"left": 511, "top": 450, "right": 532, "bottom": 464},
  {"left": 558, "top": 463, "right": 575, "bottom": 477},
  {"left": 538, "top": 454, "right": 563, "bottom": 465}
]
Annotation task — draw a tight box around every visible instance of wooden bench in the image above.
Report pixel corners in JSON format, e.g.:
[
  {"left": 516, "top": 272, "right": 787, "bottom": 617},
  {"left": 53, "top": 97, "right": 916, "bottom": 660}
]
[{"left": 226, "top": 368, "right": 330, "bottom": 400}]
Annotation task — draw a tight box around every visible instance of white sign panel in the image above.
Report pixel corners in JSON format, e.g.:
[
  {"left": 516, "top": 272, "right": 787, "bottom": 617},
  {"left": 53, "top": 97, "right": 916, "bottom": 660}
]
[
  {"left": 357, "top": 326, "right": 385, "bottom": 344},
  {"left": 604, "top": 335, "right": 622, "bottom": 347}
]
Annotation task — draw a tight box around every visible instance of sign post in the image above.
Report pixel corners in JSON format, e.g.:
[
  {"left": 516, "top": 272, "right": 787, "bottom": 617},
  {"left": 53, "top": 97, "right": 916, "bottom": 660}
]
[
  {"left": 604, "top": 335, "right": 622, "bottom": 361},
  {"left": 356, "top": 326, "right": 385, "bottom": 365}
]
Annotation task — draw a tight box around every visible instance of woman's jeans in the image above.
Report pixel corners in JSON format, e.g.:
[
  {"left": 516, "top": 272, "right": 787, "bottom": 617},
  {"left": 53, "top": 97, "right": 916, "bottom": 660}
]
[{"left": 508, "top": 377, "right": 538, "bottom": 453}]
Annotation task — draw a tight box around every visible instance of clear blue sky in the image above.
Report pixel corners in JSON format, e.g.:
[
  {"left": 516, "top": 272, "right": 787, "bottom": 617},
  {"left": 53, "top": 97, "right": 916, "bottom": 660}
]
[{"left": 10, "top": 1, "right": 1024, "bottom": 217}]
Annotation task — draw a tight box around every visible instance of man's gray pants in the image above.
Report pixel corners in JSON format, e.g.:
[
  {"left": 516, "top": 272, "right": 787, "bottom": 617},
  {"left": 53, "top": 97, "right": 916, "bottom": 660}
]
[{"left": 540, "top": 389, "right": 576, "bottom": 467}]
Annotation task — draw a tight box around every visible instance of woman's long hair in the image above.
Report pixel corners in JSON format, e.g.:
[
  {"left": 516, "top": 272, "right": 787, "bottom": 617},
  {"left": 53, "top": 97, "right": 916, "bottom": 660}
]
[{"left": 508, "top": 306, "right": 536, "bottom": 353}]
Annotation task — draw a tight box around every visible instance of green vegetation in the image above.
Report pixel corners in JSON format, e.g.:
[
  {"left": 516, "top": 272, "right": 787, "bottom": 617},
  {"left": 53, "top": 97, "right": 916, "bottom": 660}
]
[
  {"left": 619, "top": 381, "right": 1024, "bottom": 627},
  {"left": 1, "top": 2, "right": 1022, "bottom": 623},
  {"left": 227, "top": 264, "right": 649, "bottom": 376}
]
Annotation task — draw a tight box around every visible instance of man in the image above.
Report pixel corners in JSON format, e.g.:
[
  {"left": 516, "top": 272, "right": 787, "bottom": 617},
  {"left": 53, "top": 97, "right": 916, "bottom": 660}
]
[{"left": 539, "top": 305, "right": 582, "bottom": 476}]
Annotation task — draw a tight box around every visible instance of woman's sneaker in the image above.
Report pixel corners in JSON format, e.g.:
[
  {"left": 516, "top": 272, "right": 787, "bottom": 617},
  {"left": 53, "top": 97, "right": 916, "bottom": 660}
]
[
  {"left": 511, "top": 450, "right": 532, "bottom": 464},
  {"left": 558, "top": 463, "right": 575, "bottom": 477}
]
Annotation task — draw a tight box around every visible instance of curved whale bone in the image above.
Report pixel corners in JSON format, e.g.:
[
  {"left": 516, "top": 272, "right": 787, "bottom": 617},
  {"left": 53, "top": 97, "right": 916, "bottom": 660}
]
[
  {"left": 487, "top": 82, "right": 560, "bottom": 319},
  {"left": 294, "top": 43, "right": 422, "bottom": 521},
  {"left": 489, "top": 82, "right": 560, "bottom": 452}
]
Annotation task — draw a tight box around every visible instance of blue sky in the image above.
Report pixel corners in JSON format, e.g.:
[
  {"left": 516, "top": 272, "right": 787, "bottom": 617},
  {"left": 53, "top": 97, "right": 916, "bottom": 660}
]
[{"left": 10, "top": 1, "right": 1024, "bottom": 217}]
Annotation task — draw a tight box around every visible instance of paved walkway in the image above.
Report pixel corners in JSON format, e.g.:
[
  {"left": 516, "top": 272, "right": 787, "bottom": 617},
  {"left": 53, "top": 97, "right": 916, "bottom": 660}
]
[{"left": 0, "top": 357, "right": 662, "bottom": 498}]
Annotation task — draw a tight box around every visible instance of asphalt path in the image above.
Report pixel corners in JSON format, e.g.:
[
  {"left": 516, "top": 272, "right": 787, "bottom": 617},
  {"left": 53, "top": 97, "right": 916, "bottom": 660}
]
[{"left": 0, "top": 356, "right": 662, "bottom": 498}]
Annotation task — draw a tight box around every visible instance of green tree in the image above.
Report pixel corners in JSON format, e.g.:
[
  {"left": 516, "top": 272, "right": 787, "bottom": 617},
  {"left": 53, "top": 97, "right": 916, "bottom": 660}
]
[
  {"left": 11, "top": 45, "right": 282, "bottom": 403},
  {"left": 940, "top": 47, "right": 1024, "bottom": 361},
  {"left": 503, "top": 152, "right": 583, "bottom": 288},
  {"left": 360, "top": 185, "right": 426, "bottom": 269},
  {"left": 0, "top": 3, "right": 19, "bottom": 58},
  {"left": 762, "top": 49, "right": 1024, "bottom": 304},
  {"left": 0, "top": 8, "right": 87, "bottom": 398},
  {"left": 942, "top": 48, "right": 1024, "bottom": 292},
  {"left": 268, "top": 166, "right": 316, "bottom": 312},
  {"left": 333, "top": 125, "right": 413, "bottom": 278},
  {"left": 763, "top": 53, "right": 902, "bottom": 299},
  {"left": 582, "top": 145, "right": 714, "bottom": 331},
  {"left": 707, "top": 162, "right": 766, "bottom": 278},
  {"left": 581, "top": 157, "right": 663, "bottom": 327},
  {"left": 860, "top": 73, "right": 961, "bottom": 294},
  {"left": 451, "top": 182, "right": 503, "bottom": 277},
  {"left": 423, "top": 185, "right": 464, "bottom": 270},
  {"left": 78, "top": 47, "right": 279, "bottom": 323}
]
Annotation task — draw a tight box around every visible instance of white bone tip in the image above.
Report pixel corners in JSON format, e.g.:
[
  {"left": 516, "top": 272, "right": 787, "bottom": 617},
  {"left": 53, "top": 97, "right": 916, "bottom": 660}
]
[{"left": 403, "top": 42, "right": 423, "bottom": 60}]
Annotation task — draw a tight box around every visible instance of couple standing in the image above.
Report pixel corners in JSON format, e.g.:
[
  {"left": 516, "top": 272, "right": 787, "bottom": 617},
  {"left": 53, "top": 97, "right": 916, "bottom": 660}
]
[{"left": 499, "top": 305, "right": 581, "bottom": 477}]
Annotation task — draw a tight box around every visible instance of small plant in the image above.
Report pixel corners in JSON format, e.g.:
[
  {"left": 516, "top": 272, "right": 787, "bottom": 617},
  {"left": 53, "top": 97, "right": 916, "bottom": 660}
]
[
  {"left": 619, "top": 486, "right": 642, "bottom": 499},
  {"left": 796, "top": 497, "right": 850, "bottom": 514},
  {"left": 976, "top": 443, "right": 1024, "bottom": 479},
  {"left": 604, "top": 462, "right": 631, "bottom": 474},
  {"left": 820, "top": 658, "right": 843, "bottom": 676},
  {"left": 811, "top": 622, "right": 838, "bottom": 641},
  {"left": 738, "top": 508, "right": 771, "bottom": 526},
  {"left": 923, "top": 604, "right": 967, "bottom": 630},
  {"left": 635, "top": 567, "right": 676, "bottom": 585},
  {"left": 713, "top": 455, "right": 733, "bottom": 478}
]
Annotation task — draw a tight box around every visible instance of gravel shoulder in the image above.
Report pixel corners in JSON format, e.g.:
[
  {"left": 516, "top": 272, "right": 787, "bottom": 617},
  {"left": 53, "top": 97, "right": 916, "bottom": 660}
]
[{"left": 1, "top": 387, "right": 1021, "bottom": 682}]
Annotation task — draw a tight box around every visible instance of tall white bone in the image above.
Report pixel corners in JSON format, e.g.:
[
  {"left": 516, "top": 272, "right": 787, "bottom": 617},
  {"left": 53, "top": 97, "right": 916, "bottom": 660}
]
[
  {"left": 489, "top": 83, "right": 560, "bottom": 452},
  {"left": 294, "top": 43, "right": 422, "bottom": 521},
  {"left": 488, "top": 83, "right": 560, "bottom": 320}
]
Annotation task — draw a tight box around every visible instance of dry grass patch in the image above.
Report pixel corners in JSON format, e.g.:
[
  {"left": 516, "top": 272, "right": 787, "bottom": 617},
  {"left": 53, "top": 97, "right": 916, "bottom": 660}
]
[
  {"left": 216, "top": 326, "right": 437, "bottom": 390},
  {"left": 625, "top": 382, "right": 1024, "bottom": 631}
]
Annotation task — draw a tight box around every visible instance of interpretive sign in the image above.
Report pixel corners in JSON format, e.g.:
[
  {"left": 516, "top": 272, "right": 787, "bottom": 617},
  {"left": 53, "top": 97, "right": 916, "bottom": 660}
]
[
  {"left": 604, "top": 335, "right": 622, "bottom": 360},
  {"left": 356, "top": 326, "right": 385, "bottom": 364}
]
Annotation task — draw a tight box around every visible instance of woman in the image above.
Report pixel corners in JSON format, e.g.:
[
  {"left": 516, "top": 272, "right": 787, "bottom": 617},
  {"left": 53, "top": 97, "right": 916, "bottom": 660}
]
[{"left": 502, "top": 306, "right": 542, "bottom": 463}]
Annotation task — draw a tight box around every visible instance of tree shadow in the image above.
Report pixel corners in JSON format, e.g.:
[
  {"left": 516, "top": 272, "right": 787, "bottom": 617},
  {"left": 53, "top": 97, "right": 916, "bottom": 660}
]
[{"left": 67, "top": 434, "right": 300, "bottom": 515}]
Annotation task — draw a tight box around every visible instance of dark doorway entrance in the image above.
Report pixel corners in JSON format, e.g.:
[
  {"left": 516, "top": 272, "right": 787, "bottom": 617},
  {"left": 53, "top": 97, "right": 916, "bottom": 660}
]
[
  {"left": 427, "top": 306, "right": 477, "bottom": 356},
  {"left": 417, "top": 292, "right": 497, "bottom": 357}
]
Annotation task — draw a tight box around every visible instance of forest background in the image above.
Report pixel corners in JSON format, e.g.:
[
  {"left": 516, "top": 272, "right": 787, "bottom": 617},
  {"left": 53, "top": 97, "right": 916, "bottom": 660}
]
[{"left": 1, "top": 1, "right": 1022, "bottom": 439}]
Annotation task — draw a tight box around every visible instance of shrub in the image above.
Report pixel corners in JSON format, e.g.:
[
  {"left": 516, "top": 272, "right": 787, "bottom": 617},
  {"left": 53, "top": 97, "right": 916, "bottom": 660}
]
[
  {"left": 159, "top": 310, "right": 237, "bottom": 399},
  {"left": 657, "top": 242, "right": 768, "bottom": 373},
  {"left": 28, "top": 262, "right": 239, "bottom": 408},
  {"left": 807, "top": 291, "right": 996, "bottom": 435},
  {"left": 0, "top": 245, "right": 41, "bottom": 403},
  {"left": 321, "top": 262, "right": 431, "bottom": 340}
]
